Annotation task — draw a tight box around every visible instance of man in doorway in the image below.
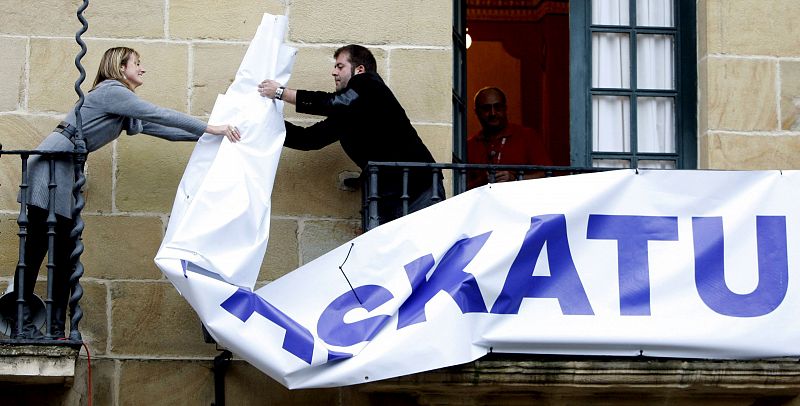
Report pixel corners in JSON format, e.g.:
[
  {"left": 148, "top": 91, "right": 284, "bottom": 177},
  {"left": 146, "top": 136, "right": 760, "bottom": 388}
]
[
  {"left": 258, "top": 44, "right": 442, "bottom": 224},
  {"left": 467, "top": 86, "right": 552, "bottom": 190}
]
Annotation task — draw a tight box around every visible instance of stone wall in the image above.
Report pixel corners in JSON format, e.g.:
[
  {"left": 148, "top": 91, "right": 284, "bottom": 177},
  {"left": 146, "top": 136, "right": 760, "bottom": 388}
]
[
  {"left": 698, "top": 0, "right": 800, "bottom": 168},
  {"left": 0, "top": 0, "right": 452, "bottom": 404}
]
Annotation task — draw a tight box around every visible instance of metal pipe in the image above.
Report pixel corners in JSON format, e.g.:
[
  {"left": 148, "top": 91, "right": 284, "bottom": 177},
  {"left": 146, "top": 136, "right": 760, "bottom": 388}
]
[{"left": 212, "top": 350, "right": 233, "bottom": 406}]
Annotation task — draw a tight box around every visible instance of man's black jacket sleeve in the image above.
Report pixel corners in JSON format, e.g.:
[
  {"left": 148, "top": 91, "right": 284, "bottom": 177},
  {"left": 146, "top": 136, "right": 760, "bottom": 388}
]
[
  {"left": 283, "top": 119, "right": 340, "bottom": 151},
  {"left": 295, "top": 88, "right": 360, "bottom": 117},
  {"left": 283, "top": 84, "right": 363, "bottom": 150}
]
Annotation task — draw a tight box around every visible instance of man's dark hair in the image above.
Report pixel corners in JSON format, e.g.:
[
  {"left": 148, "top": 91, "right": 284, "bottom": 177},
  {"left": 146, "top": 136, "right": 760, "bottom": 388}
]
[{"left": 335, "top": 44, "right": 377, "bottom": 74}]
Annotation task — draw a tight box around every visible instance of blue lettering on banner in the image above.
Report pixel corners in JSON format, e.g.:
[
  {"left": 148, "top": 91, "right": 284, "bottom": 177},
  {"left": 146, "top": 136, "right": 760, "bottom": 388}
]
[
  {"left": 491, "top": 215, "right": 593, "bottom": 315},
  {"left": 693, "top": 216, "right": 788, "bottom": 317},
  {"left": 397, "top": 232, "right": 492, "bottom": 329},
  {"left": 317, "top": 285, "right": 394, "bottom": 347},
  {"left": 214, "top": 214, "right": 793, "bottom": 363},
  {"left": 220, "top": 288, "right": 315, "bottom": 364},
  {"left": 587, "top": 215, "right": 679, "bottom": 315}
]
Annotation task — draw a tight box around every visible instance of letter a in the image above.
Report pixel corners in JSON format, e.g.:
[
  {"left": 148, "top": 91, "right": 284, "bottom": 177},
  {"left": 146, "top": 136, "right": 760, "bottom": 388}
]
[{"left": 492, "top": 215, "right": 593, "bottom": 315}]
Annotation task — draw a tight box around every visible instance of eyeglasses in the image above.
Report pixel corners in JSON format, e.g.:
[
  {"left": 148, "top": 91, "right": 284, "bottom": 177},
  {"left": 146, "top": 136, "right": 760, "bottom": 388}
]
[{"left": 476, "top": 102, "right": 507, "bottom": 114}]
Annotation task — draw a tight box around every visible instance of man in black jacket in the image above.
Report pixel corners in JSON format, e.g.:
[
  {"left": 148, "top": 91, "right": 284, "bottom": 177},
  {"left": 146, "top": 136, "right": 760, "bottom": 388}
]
[{"left": 258, "top": 44, "right": 442, "bottom": 225}]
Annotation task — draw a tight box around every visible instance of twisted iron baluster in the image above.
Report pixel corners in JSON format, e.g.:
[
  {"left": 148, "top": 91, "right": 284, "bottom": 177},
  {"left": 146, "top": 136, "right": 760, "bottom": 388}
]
[
  {"left": 67, "top": 0, "right": 90, "bottom": 342},
  {"left": 14, "top": 154, "right": 30, "bottom": 338}
]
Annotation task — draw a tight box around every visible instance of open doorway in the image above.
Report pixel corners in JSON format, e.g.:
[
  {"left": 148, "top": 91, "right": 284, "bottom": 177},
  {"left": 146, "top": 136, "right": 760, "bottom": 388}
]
[{"left": 466, "top": 0, "right": 570, "bottom": 166}]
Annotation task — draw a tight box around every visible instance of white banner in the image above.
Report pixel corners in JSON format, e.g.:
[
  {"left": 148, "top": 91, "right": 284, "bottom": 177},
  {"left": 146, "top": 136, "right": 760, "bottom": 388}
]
[
  {"left": 156, "top": 14, "right": 295, "bottom": 288},
  {"left": 162, "top": 163, "right": 800, "bottom": 387}
]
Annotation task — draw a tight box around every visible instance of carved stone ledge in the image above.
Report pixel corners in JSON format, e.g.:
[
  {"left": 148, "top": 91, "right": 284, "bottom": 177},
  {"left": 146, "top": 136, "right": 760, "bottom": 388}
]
[
  {"left": 357, "top": 355, "right": 800, "bottom": 405},
  {"left": 0, "top": 343, "right": 81, "bottom": 385}
]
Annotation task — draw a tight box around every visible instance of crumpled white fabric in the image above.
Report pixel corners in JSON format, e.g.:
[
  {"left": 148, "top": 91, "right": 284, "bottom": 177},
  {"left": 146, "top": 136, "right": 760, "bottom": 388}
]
[{"left": 156, "top": 13, "right": 296, "bottom": 289}]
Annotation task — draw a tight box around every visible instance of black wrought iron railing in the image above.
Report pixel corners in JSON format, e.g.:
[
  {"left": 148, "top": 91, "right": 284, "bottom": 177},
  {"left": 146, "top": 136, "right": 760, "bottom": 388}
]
[
  {"left": 361, "top": 161, "right": 610, "bottom": 231},
  {"left": 0, "top": 149, "right": 86, "bottom": 344},
  {"left": 0, "top": 0, "right": 91, "bottom": 346}
]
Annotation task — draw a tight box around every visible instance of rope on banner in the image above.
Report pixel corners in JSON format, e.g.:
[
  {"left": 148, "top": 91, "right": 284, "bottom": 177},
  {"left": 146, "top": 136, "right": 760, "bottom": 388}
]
[{"left": 338, "top": 243, "right": 362, "bottom": 304}]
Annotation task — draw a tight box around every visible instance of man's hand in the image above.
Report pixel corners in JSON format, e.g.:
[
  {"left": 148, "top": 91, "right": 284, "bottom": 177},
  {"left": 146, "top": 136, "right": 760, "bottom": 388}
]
[
  {"left": 258, "top": 79, "right": 296, "bottom": 104},
  {"left": 489, "top": 170, "right": 547, "bottom": 183},
  {"left": 258, "top": 79, "right": 281, "bottom": 99},
  {"left": 492, "top": 170, "right": 516, "bottom": 183}
]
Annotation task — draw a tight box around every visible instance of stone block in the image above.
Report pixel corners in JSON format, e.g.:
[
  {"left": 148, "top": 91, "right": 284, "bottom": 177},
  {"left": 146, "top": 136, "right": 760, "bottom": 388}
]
[
  {"left": 84, "top": 143, "right": 113, "bottom": 214},
  {"left": 73, "top": 282, "right": 108, "bottom": 356},
  {"left": 697, "top": 133, "right": 710, "bottom": 169},
  {"left": 416, "top": 124, "right": 453, "bottom": 167},
  {"left": 224, "top": 360, "right": 341, "bottom": 405},
  {"left": 0, "top": 114, "right": 61, "bottom": 211},
  {"left": 781, "top": 60, "right": 800, "bottom": 131},
  {"left": 110, "top": 281, "right": 217, "bottom": 357},
  {"left": 258, "top": 218, "right": 299, "bottom": 282},
  {"left": 290, "top": 0, "right": 451, "bottom": 46},
  {"left": 706, "top": 57, "right": 777, "bottom": 131},
  {"left": 128, "top": 43, "right": 191, "bottom": 113},
  {"left": 271, "top": 146, "right": 361, "bottom": 218},
  {"left": 300, "top": 219, "right": 361, "bottom": 264},
  {"left": 700, "top": 0, "right": 722, "bottom": 56},
  {"left": 0, "top": 0, "right": 76, "bottom": 36},
  {"left": 29, "top": 38, "right": 103, "bottom": 114},
  {"left": 416, "top": 124, "right": 454, "bottom": 197},
  {"left": 284, "top": 46, "right": 341, "bottom": 121},
  {"left": 83, "top": 0, "right": 165, "bottom": 39},
  {"left": 705, "top": 133, "right": 800, "bottom": 169},
  {"left": 708, "top": 0, "right": 800, "bottom": 57},
  {"left": 169, "top": 0, "right": 285, "bottom": 40},
  {"left": 0, "top": 214, "right": 19, "bottom": 284},
  {"left": 696, "top": 0, "right": 711, "bottom": 59},
  {"left": 389, "top": 48, "right": 452, "bottom": 124},
  {"left": 29, "top": 39, "right": 190, "bottom": 114},
  {"left": 69, "top": 358, "right": 115, "bottom": 406},
  {"left": 115, "top": 135, "right": 196, "bottom": 214},
  {"left": 82, "top": 215, "right": 165, "bottom": 280},
  {"left": 698, "top": 58, "right": 709, "bottom": 137},
  {"left": 0, "top": 37, "right": 27, "bottom": 112},
  {"left": 0, "top": 114, "right": 58, "bottom": 149},
  {"left": 190, "top": 42, "right": 249, "bottom": 116},
  {"left": 119, "top": 359, "right": 213, "bottom": 405}
]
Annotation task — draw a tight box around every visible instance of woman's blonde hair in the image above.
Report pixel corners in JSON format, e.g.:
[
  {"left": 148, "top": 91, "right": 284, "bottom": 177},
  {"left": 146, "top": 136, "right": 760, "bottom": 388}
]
[{"left": 92, "top": 47, "right": 139, "bottom": 91}]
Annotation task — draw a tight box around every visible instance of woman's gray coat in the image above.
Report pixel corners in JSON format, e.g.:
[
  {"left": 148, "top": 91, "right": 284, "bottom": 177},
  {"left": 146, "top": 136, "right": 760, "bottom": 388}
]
[{"left": 23, "top": 80, "right": 208, "bottom": 218}]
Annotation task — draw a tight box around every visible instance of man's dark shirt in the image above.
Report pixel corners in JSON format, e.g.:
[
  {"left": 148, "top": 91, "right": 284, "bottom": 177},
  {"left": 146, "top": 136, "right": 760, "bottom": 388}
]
[{"left": 283, "top": 72, "right": 436, "bottom": 201}]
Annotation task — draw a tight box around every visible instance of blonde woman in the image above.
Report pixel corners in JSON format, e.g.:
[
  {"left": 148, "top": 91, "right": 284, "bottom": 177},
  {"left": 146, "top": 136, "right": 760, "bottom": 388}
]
[{"left": 14, "top": 46, "right": 239, "bottom": 339}]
